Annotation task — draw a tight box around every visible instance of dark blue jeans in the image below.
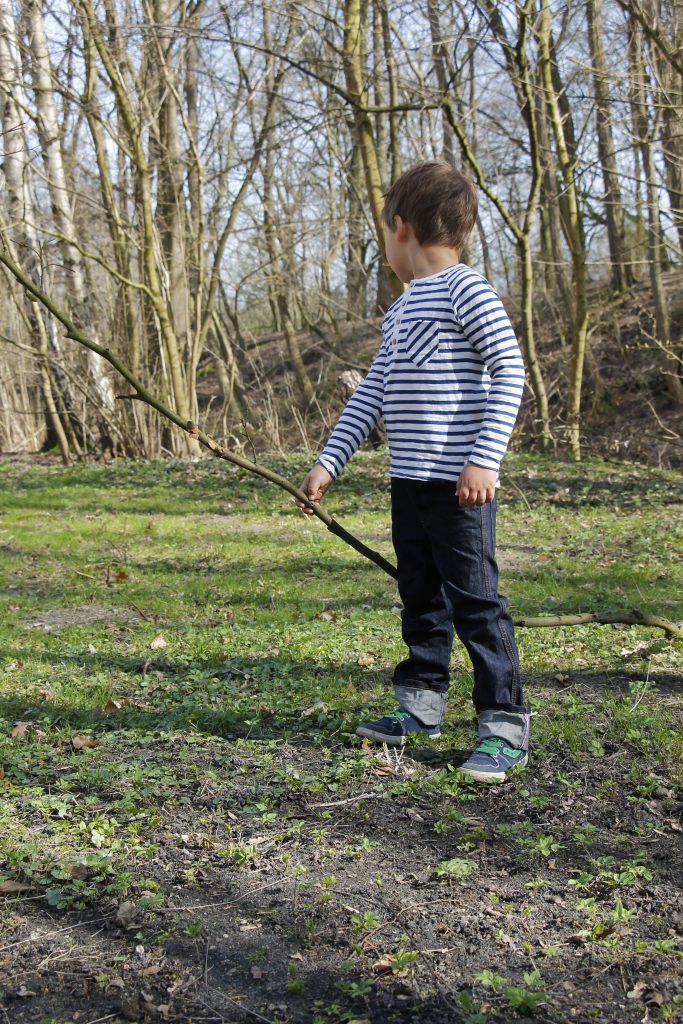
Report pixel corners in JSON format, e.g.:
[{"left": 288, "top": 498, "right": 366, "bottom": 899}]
[{"left": 390, "top": 478, "right": 530, "bottom": 747}]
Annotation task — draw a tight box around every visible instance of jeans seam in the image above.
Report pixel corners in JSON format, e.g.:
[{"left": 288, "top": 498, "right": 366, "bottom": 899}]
[{"left": 483, "top": 504, "right": 520, "bottom": 707}]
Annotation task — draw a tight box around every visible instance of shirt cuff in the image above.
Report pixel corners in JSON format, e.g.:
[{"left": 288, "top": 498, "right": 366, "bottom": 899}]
[
  {"left": 316, "top": 454, "right": 342, "bottom": 479},
  {"left": 467, "top": 454, "right": 502, "bottom": 472}
]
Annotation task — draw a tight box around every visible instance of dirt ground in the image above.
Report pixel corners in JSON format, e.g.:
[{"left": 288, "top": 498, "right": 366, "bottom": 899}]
[{"left": 2, "top": 721, "right": 682, "bottom": 1024}]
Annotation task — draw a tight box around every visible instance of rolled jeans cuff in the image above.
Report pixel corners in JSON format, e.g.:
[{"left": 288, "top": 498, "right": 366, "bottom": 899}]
[
  {"left": 478, "top": 709, "right": 530, "bottom": 751},
  {"left": 394, "top": 685, "right": 447, "bottom": 728}
]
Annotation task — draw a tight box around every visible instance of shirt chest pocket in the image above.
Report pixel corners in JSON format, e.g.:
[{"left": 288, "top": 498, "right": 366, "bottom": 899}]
[{"left": 401, "top": 318, "right": 441, "bottom": 368}]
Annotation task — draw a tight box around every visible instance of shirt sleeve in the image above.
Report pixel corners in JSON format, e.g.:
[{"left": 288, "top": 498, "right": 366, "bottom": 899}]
[
  {"left": 317, "top": 342, "right": 387, "bottom": 479},
  {"left": 449, "top": 272, "right": 525, "bottom": 472}
]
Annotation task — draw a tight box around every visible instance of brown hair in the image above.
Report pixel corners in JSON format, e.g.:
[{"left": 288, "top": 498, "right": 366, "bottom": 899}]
[{"left": 381, "top": 161, "right": 477, "bottom": 252}]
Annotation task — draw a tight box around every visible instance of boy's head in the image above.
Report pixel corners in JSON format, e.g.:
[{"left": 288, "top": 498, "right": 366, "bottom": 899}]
[{"left": 382, "top": 161, "right": 477, "bottom": 254}]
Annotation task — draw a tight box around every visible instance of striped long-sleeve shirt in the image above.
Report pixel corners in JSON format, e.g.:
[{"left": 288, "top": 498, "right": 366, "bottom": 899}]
[{"left": 317, "top": 263, "right": 525, "bottom": 482}]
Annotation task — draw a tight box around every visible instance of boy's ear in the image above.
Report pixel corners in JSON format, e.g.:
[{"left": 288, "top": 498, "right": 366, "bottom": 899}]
[{"left": 393, "top": 215, "right": 409, "bottom": 241}]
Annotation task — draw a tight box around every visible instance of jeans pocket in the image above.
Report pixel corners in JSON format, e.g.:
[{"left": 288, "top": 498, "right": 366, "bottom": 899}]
[{"left": 403, "top": 319, "right": 440, "bottom": 368}]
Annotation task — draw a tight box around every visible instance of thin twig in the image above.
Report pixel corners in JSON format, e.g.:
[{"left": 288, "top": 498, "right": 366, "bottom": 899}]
[
  {"left": 158, "top": 878, "right": 285, "bottom": 913},
  {"left": 308, "top": 792, "right": 386, "bottom": 809},
  {"left": 129, "top": 599, "right": 153, "bottom": 622},
  {"left": 194, "top": 978, "right": 275, "bottom": 1024},
  {"left": 507, "top": 475, "right": 533, "bottom": 512},
  {"left": 0, "top": 915, "right": 113, "bottom": 953}
]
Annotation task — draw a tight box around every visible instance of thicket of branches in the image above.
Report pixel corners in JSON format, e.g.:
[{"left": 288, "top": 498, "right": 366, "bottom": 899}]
[{"left": 0, "top": 0, "right": 681, "bottom": 463}]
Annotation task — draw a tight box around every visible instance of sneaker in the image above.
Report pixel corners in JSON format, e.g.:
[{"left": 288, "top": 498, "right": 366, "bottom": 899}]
[
  {"left": 458, "top": 737, "right": 528, "bottom": 783},
  {"left": 356, "top": 708, "right": 441, "bottom": 746}
]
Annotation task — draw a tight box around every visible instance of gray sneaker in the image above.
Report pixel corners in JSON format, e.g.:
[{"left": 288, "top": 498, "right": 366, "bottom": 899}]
[
  {"left": 458, "top": 737, "right": 528, "bottom": 783},
  {"left": 356, "top": 708, "right": 441, "bottom": 746}
]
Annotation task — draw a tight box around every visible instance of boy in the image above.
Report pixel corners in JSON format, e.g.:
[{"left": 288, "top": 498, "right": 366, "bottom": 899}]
[{"left": 300, "top": 161, "right": 530, "bottom": 782}]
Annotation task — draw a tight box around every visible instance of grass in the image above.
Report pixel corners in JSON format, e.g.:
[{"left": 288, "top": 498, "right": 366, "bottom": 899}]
[{"left": 0, "top": 450, "right": 681, "bottom": 1023}]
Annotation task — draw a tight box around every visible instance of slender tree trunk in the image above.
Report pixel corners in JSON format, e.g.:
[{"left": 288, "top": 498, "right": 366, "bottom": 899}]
[
  {"left": 0, "top": 0, "right": 75, "bottom": 460},
  {"left": 427, "top": 0, "right": 455, "bottom": 164},
  {"left": 261, "top": 2, "right": 315, "bottom": 409},
  {"left": 540, "top": 0, "right": 589, "bottom": 459},
  {"left": 441, "top": 0, "right": 550, "bottom": 447},
  {"left": 342, "top": 0, "right": 402, "bottom": 302},
  {"left": 78, "top": 0, "right": 197, "bottom": 454},
  {"left": 586, "top": 0, "right": 635, "bottom": 290},
  {"left": 533, "top": 75, "right": 572, "bottom": 309},
  {"left": 346, "top": 142, "right": 369, "bottom": 318},
  {"left": 629, "top": 16, "right": 683, "bottom": 405},
  {"left": 25, "top": 0, "right": 116, "bottom": 449}
]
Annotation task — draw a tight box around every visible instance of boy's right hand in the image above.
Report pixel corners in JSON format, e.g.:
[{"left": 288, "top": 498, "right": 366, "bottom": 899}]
[{"left": 298, "top": 464, "right": 333, "bottom": 514}]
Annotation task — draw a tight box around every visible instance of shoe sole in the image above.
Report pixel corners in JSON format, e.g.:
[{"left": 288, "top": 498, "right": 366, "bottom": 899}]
[
  {"left": 457, "top": 752, "right": 528, "bottom": 783},
  {"left": 356, "top": 725, "right": 441, "bottom": 746}
]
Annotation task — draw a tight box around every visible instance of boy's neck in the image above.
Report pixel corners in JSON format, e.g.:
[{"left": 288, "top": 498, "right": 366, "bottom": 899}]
[{"left": 402, "top": 241, "right": 461, "bottom": 283}]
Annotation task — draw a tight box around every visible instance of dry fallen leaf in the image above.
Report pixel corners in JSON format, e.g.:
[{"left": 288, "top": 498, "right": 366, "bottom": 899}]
[
  {"left": 71, "top": 735, "right": 98, "bottom": 750},
  {"left": 250, "top": 966, "right": 264, "bottom": 980},
  {"left": 140, "top": 965, "right": 160, "bottom": 977},
  {"left": 103, "top": 699, "right": 122, "bottom": 714},
  {"left": 316, "top": 609, "right": 336, "bottom": 622},
  {"left": 301, "top": 701, "right": 328, "bottom": 718},
  {"left": 628, "top": 981, "right": 665, "bottom": 1007},
  {"left": 357, "top": 655, "right": 375, "bottom": 667},
  {"left": 115, "top": 900, "right": 139, "bottom": 929},
  {"left": 69, "top": 863, "right": 89, "bottom": 880},
  {"left": 150, "top": 634, "right": 167, "bottom": 650},
  {"left": 11, "top": 722, "right": 31, "bottom": 738},
  {"left": 0, "top": 880, "right": 34, "bottom": 894}
]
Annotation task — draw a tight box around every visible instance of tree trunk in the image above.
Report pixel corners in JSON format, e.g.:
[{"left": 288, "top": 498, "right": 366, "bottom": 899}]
[
  {"left": 25, "top": 0, "right": 116, "bottom": 450},
  {"left": 586, "top": 0, "right": 635, "bottom": 290},
  {"left": 342, "top": 0, "right": 402, "bottom": 302},
  {"left": 0, "top": 0, "right": 75, "bottom": 460},
  {"left": 539, "top": 0, "right": 589, "bottom": 459},
  {"left": 629, "top": 15, "right": 683, "bottom": 406},
  {"left": 78, "top": 0, "right": 197, "bottom": 454}
]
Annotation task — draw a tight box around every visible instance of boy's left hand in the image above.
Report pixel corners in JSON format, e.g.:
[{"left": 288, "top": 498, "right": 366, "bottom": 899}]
[{"left": 456, "top": 464, "right": 497, "bottom": 506}]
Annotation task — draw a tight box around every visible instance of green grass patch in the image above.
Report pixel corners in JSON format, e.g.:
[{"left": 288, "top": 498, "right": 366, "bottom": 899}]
[{"left": 0, "top": 451, "right": 681, "bottom": 1022}]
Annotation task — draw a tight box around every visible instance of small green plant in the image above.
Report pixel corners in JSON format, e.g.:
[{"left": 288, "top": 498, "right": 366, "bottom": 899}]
[
  {"left": 219, "top": 841, "right": 256, "bottom": 865},
  {"left": 286, "top": 961, "right": 304, "bottom": 994},
  {"left": 350, "top": 910, "right": 380, "bottom": 934},
  {"left": 435, "top": 857, "right": 478, "bottom": 880},
  {"left": 608, "top": 897, "right": 638, "bottom": 924},
  {"left": 525, "top": 833, "right": 561, "bottom": 857},
  {"left": 456, "top": 989, "right": 488, "bottom": 1023},
  {"left": 568, "top": 870, "right": 594, "bottom": 890},
  {"left": 336, "top": 976, "right": 374, "bottom": 999},
  {"left": 474, "top": 970, "right": 506, "bottom": 991},
  {"left": 391, "top": 948, "right": 419, "bottom": 972}
]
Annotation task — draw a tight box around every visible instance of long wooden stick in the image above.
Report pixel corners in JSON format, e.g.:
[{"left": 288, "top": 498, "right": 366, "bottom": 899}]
[{"left": 0, "top": 242, "right": 679, "bottom": 639}]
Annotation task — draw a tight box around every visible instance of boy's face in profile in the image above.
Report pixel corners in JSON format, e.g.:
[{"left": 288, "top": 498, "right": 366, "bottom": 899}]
[{"left": 384, "top": 215, "right": 413, "bottom": 284}]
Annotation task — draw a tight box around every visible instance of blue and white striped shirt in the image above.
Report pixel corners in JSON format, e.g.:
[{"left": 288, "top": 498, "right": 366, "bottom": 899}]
[{"left": 318, "top": 264, "right": 525, "bottom": 482}]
